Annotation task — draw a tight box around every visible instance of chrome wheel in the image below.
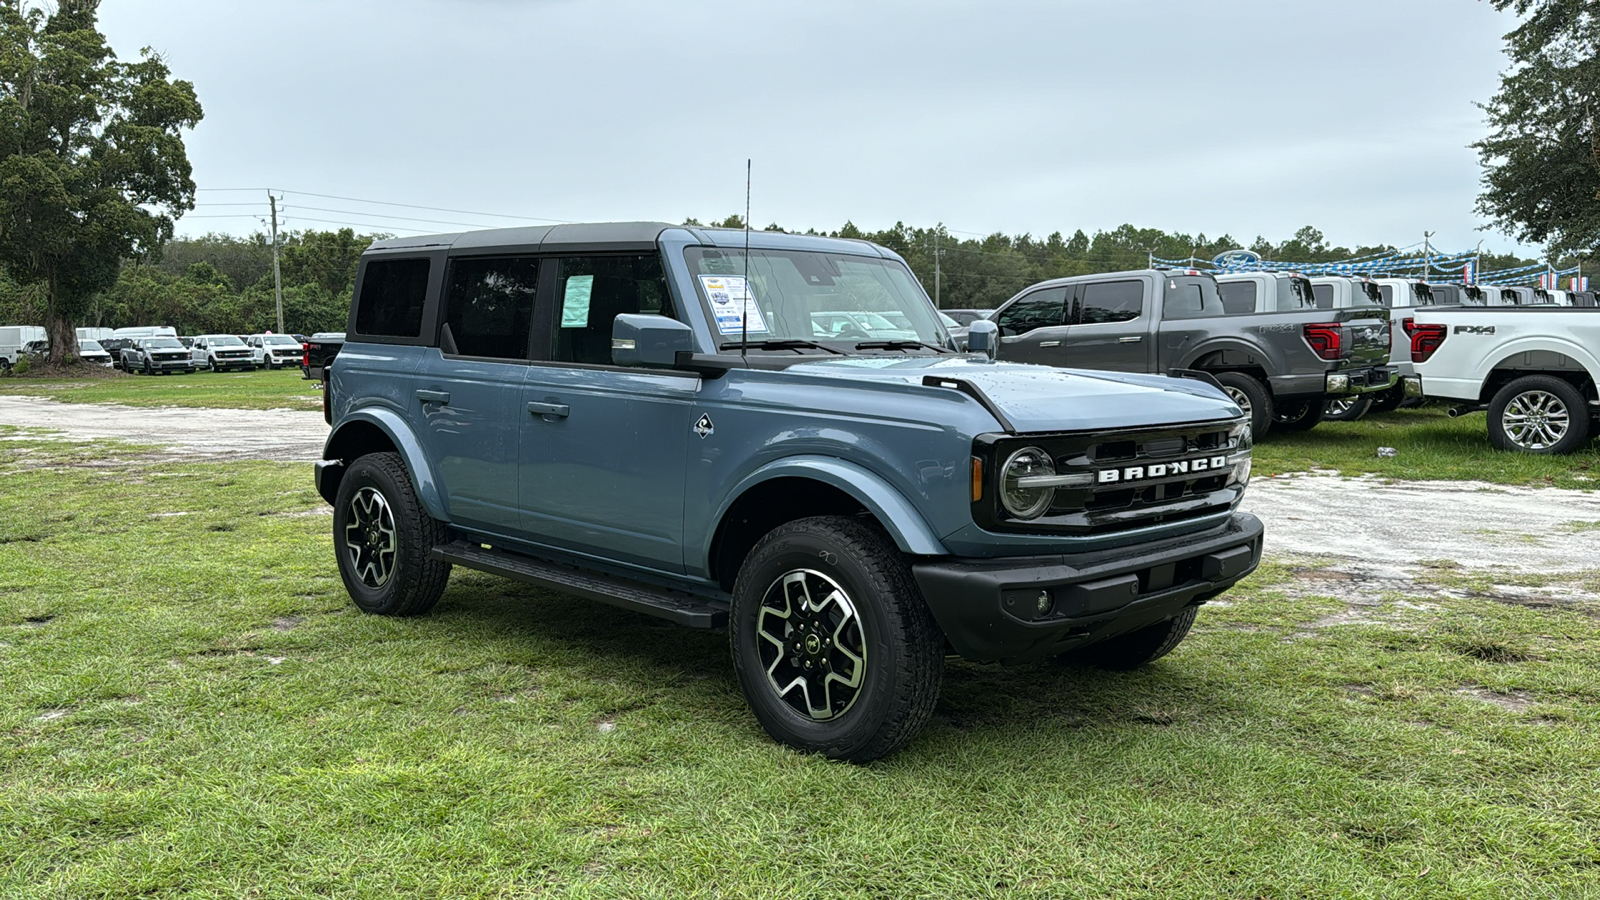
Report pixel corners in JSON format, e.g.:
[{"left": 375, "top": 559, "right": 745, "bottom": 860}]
[
  {"left": 1502, "top": 390, "right": 1570, "bottom": 450},
  {"left": 755, "top": 569, "right": 867, "bottom": 721},
  {"left": 1223, "top": 386, "right": 1252, "bottom": 418},
  {"left": 1326, "top": 398, "right": 1356, "bottom": 416},
  {"left": 343, "top": 487, "right": 398, "bottom": 588}
]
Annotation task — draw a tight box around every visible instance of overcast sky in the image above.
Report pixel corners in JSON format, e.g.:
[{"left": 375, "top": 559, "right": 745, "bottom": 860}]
[{"left": 98, "top": 0, "right": 1530, "bottom": 257}]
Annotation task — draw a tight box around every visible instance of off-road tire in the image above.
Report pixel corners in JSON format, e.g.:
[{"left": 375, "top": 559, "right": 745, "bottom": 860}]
[
  {"left": 1323, "top": 395, "right": 1372, "bottom": 422},
  {"left": 729, "top": 515, "right": 943, "bottom": 762},
  {"left": 1487, "top": 375, "right": 1592, "bottom": 454},
  {"left": 1212, "top": 371, "right": 1273, "bottom": 439},
  {"left": 333, "top": 452, "right": 452, "bottom": 616},
  {"left": 1272, "top": 399, "right": 1324, "bottom": 432},
  {"left": 1078, "top": 606, "right": 1199, "bottom": 671}
]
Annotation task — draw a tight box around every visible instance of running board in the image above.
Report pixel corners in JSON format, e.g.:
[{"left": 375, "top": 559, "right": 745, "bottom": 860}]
[{"left": 430, "top": 540, "right": 729, "bottom": 629}]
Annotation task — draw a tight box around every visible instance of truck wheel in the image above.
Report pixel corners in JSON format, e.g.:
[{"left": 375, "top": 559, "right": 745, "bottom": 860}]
[
  {"left": 1272, "top": 400, "right": 1324, "bottom": 432},
  {"left": 1487, "top": 375, "right": 1592, "bottom": 454},
  {"left": 1369, "top": 385, "right": 1405, "bottom": 413},
  {"left": 1212, "top": 372, "right": 1272, "bottom": 439},
  {"left": 1077, "top": 606, "right": 1198, "bottom": 671},
  {"left": 1323, "top": 395, "right": 1372, "bottom": 422},
  {"left": 729, "top": 516, "right": 943, "bottom": 762},
  {"left": 333, "top": 452, "right": 452, "bottom": 616}
]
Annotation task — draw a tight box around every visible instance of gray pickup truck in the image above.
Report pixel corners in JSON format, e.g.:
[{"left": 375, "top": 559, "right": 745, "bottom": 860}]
[
  {"left": 990, "top": 269, "right": 1395, "bottom": 437},
  {"left": 315, "top": 222, "right": 1264, "bottom": 761}
]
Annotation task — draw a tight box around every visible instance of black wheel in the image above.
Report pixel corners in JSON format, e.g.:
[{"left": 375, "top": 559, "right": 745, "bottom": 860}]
[
  {"left": 332, "top": 452, "right": 452, "bottom": 616},
  {"left": 1487, "top": 375, "right": 1592, "bottom": 454},
  {"left": 729, "top": 516, "right": 943, "bottom": 762},
  {"left": 142, "top": 360, "right": 152, "bottom": 375},
  {"left": 1211, "top": 372, "right": 1273, "bottom": 439},
  {"left": 1323, "top": 395, "right": 1372, "bottom": 422},
  {"left": 1272, "top": 399, "right": 1324, "bottom": 432},
  {"left": 1076, "top": 607, "right": 1198, "bottom": 671},
  {"left": 208, "top": 358, "right": 218, "bottom": 373},
  {"left": 266, "top": 356, "right": 277, "bottom": 370},
  {"left": 1369, "top": 384, "right": 1405, "bottom": 413}
]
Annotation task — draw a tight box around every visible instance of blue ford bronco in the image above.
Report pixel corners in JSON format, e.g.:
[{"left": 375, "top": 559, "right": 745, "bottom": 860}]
[{"left": 315, "top": 222, "right": 1264, "bottom": 761}]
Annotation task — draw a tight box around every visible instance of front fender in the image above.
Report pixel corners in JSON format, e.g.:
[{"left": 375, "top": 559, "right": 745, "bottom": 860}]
[
  {"left": 323, "top": 407, "right": 447, "bottom": 522},
  {"left": 706, "top": 455, "right": 949, "bottom": 561}
]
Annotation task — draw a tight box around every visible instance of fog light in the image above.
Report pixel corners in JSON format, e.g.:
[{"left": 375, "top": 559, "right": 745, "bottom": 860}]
[{"left": 1036, "top": 591, "right": 1052, "bottom": 615}]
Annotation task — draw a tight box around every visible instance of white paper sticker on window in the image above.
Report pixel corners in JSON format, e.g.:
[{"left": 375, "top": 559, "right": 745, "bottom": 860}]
[
  {"left": 561, "top": 275, "right": 593, "bottom": 328},
  {"left": 700, "top": 274, "right": 768, "bottom": 335}
]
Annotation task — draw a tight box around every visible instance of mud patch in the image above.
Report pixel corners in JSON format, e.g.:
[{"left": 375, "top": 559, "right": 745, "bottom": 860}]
[{"left": 1455, "top": 686, "right": 1536, "bottom": 712}]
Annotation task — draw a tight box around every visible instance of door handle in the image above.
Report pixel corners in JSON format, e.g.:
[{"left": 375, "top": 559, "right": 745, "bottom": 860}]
[
  {"left": 1039, "top": 341, "right": 1061, "bottom": 348},
  {"left": 1118, "top": 336, "right": 1143, "bottom": 343},
  {"left": 415, "top": 389, "right": 450, "bottom": 405},
  {"left": 527, "top": 400, "right": 570, "bottom": 419}
]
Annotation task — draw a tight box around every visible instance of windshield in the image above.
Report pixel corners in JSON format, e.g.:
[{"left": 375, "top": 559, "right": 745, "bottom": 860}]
[
  {"left": 264, "top": 335, "right": 299, "bottom": 346},
  {"left": 684, "top": 247, "right": 947, "bottom": 349},
  {"left": 208, "top": 335, "right": 245, "bottom": 347},
  {"left": 937, "top": 311, "right": 960, "bottom": 327},
  {"left": 81, "top": 340, "right": 102, "bottom": 351},
  {"left": 145, "top": 338, "right": 183, "bottom": 349}
]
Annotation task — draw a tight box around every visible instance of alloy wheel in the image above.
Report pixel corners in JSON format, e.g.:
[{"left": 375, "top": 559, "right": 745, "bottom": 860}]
[
  {"left": 755, "top": 569, "right": 867, "bottom": 721},
  {"left": 1223, "top": 386, "right": 1252, "bottom": 418},
  {"left": 1502, "top": 390, "right": 1570, "bottom": 450},
  {"left": 1326, "top": 398, "right": 1356, "bottom": 416},
  {"left": 343, "top": 487, "right": 398, "bottom": 588}
]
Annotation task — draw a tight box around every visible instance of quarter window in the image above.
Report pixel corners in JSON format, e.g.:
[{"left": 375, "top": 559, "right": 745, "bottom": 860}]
[
  {"left": 1077, "top": 280, "right": 1142, "bottom": 324},
  {"left": 994, "top": 287, "right": 1066, "bottom": 335},
  {"left": 442, "top": 256, "right": 538, "bottom": 359},
  {"left": 551, "top": 255, "right": 673, "bottom": 365},
  {"left": 355, "top": 258, "right": 431, "bottom": 338}
]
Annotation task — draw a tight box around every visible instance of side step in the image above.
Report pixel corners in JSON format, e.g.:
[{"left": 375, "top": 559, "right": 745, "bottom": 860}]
[{"left": 430, "top": 540, "right": 729, "bottom": 629}]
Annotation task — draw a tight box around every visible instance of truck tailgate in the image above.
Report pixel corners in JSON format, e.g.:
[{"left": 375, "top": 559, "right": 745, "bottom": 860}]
[{"left": 1335, "top": 307, "right": 1391, "bottom": 368}]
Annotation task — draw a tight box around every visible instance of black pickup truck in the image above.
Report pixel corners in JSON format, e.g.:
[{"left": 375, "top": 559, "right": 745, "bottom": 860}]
[
  {"left": 990, "top": 269, "right": 1395, "bottom": 437},
  {"left": 300, "top": 332, "right": 345, "bottom": 381}
]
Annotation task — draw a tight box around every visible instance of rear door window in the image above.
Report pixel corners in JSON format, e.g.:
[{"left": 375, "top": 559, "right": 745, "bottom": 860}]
[
  {"left": 1076, "top": 280, "right": 1143, "bottom": 324},
  {"left": 994, "top": 287, "right": 1067, "bottom": 335},
  {"left": 441, "top": 256, "right": 539, "bottom": 359}
]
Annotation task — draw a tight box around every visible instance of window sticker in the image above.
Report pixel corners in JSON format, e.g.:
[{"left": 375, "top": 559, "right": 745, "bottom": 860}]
[
  {"left": 700, "top": 274, "right": 769, "bottom": 335},
  {"left": 560, "top": 275, "right": 593, "bottom": 328}
]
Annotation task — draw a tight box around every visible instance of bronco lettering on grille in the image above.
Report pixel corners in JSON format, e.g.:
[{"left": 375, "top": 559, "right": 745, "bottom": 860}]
[{"left": 1096, "top": 455, "right": 1229, "bottom": 484}]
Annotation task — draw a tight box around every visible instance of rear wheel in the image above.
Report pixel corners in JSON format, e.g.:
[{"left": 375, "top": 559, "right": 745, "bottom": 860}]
[
  {"left": 333, "top": 452, "right": 452, "bottom": 615},
  {"left": 729, "top": 516, "right": 943, "bottom": 762},
  {"left": 1487, "top": 375, "right": 1591, "bottom": 454},
  {"left": 1212, "top": 372, "right": 1272, "bottom": 439},
  {"left": 1272, "top": 399, "right": 1324, "bottom": 432},
  {"left": 1323, "top": 395, "right": 1372, "bottom": 422}
]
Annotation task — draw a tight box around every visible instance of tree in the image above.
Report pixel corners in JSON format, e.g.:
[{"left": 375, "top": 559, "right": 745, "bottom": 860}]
[
  {"left": 1475, "top": 0, "right": 1600, "bottom": 257},
  {"left": 0, "top": 0, "right": 202, "bottom": 362}
]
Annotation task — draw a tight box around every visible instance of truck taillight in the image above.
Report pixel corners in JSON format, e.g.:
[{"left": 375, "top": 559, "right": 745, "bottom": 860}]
[
  {"left": 1401, "top": 317, "right": 1416, "bottom": 338},
  {"left": 1410, "top": 323, "right": 1447, "bottom": 363},
  {"left": 1302, "top": 323, "right": 1343, "bottom": 360},
  {"left": 302, "top": 343, "right": 310, "bottom": 369}
]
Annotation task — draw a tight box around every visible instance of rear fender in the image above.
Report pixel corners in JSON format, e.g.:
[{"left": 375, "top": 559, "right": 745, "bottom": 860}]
[{"left": 322, "top": 407, "right": 446, "bottom": 521}]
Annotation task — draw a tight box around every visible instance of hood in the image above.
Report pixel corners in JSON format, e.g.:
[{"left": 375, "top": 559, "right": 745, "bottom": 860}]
[{"left": 785, "top": 356, "right": 1243, "bottom": 433}]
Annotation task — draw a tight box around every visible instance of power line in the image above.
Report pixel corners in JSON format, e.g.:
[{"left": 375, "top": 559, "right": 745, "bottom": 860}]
[
  {"left": 277, "top": 189, "right": 567, "bottom": 223},
  {"left": 283, "top": 205, "right": 506, "bottom": 229}
]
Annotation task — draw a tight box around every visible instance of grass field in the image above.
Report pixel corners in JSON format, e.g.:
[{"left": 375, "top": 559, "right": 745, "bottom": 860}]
[
  {"left": 3, "top": 425, "right": 1600, "bottom": 897},
  {"left": 0, "top": 366, "right": 323, "bottom": 412}
]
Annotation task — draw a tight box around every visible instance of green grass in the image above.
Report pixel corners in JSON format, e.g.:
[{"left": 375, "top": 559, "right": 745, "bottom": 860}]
[
  {"left": 3, "top": 436, "right": 1599, "bottom": 897},
  {"left": 1253, "top": 405, "right": 1600, "bottom": 488},
  {"left": 0, "top": 365, "right": 322, "bottom": 412}
]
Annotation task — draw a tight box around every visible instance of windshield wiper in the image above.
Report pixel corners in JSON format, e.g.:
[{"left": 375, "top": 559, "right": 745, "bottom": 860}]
[
  {"left": 853, "top": 340, "right": 952, "bottom": 353},
  {"left": 718, "top": 339, "right": 845, "bottom": 355}
]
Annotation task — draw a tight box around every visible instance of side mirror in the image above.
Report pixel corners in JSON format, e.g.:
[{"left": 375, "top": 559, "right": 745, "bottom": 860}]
[
  {"left": 966, "top": 319, "right": 999, "bottom": 359},
  {"left": 612, "top": 313, "right": 694, "bottom": 368}
]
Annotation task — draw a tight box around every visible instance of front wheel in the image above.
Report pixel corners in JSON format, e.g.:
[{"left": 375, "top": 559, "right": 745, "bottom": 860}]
[
  {"left": 1487, "top": 375, "right": 1592, "bottom": 454},
  {"left": 729, "top": 516, "right": 943, "bottom": 762},
  {"left": 332, "top": 452, "right": 452, "bottom": 615},
  {"left": 1323, "top": 395, "right": 1372, "bottom": 422}
]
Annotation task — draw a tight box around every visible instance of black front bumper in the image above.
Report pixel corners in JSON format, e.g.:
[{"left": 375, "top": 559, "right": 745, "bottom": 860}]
[{"left": 913, "top": 512, "right": 1263, "bottom": 665}]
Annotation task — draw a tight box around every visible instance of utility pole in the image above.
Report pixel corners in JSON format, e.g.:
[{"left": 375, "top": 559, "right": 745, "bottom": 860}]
[
  {"left": 1423, "top": 231, "right": 1434, "bottom": 281},
  {"left": 933, "top": 224, "right": 942, "bottom": 308},
  {"left": 269, "top": 191, "right": 285, "bottom": 334}
]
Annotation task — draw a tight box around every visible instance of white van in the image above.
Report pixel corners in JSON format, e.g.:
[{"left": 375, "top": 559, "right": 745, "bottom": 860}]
[
  {"left": 110, "top": 325, "right": 178, "bottom": 340},
  {"left": 0, "top": 325, "right": 47, "bottom": 369},
  {"left": 76, "top": 326, "right": 113, "bottom": 343}
]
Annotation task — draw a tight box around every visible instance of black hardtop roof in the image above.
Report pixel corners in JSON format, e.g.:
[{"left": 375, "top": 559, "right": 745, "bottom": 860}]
[{"left": 364, "top": 221, "right": 898, "bottom": 259}]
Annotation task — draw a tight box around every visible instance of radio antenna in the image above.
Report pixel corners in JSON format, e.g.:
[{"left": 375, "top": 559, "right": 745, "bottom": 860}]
[{"left": 741, "top": 158, "right": 751, "bottom": 364}]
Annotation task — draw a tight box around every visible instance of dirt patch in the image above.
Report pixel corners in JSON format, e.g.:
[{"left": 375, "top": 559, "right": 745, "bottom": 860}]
[
  {"left": 0, "top": 396, "right": 327, "bottom": 462},
  {"left": 1455, "top": 686, "right": 1536, "bottom": 712}
]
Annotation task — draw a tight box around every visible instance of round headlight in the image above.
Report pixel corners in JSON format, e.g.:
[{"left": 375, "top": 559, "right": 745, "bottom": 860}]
[{"left": 1000, "top": 446, "right": 1056, "bottom": 519}]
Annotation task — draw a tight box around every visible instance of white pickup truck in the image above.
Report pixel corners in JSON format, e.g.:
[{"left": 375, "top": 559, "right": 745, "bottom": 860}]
[{"left": 1403, "top": 306, "right": 1600, "bottom": 453}]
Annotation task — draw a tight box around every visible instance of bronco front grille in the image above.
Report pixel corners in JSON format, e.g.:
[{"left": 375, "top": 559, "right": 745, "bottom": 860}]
[{"left": 973, "top": 419, "right": 1250, "bottom": 536}]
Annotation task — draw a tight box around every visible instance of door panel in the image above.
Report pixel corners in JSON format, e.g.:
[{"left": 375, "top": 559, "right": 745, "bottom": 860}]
[
  {"left": 1062, "top": 278, "right": 1152, "bottom": 372},
  {"left": 414, "top": 354, "right": 528, "bottom": 534},
  {"left": 994, "top": 286, "right": 1069, "bottom": 365}
]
